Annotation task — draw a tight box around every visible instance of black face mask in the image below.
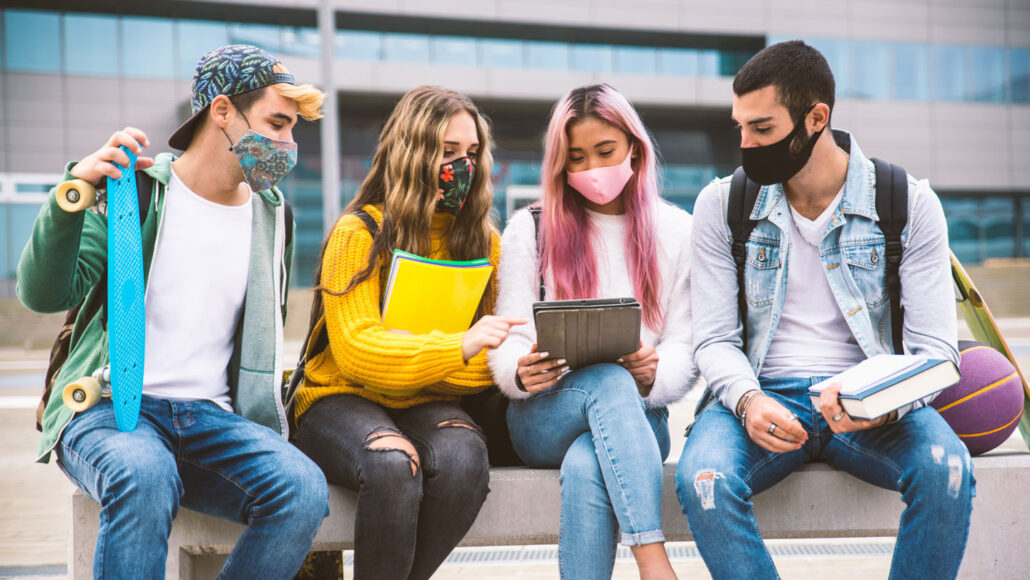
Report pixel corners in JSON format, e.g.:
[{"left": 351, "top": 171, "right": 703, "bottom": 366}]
[{"left": 740, "top": 104, "right": 824, "bottom": 186}]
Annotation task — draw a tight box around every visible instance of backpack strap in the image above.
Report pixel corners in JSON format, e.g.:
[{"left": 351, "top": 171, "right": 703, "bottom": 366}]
[
  {"left": 871, "top": 158, "right": 909, "bottom": 355},
  {"left": 528, "top": 206, "right": 546, "bottom": 302},
  {"left": 284, "top": 199, "right": 293, "bottom": 248},
  {"left": 727, "top": 167, "right": 761, "bottom": 351}
]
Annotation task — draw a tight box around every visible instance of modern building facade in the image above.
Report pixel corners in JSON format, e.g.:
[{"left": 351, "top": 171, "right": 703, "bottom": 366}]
[{"left": 2, "top": 0, "right": 1028, "bottom": 290}]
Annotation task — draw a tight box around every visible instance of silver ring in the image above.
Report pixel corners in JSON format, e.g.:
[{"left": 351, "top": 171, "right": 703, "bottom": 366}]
[
  {"left": 767, "top": 423, "right": 777, "bottom": 435},
  {"left": 831, "top": 411, "right": 846, "bottom": 422}
]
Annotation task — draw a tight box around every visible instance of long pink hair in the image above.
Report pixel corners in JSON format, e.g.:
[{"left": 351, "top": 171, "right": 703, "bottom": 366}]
[{"left": 539, "top": 84, "right": 664, "bottom": 331}]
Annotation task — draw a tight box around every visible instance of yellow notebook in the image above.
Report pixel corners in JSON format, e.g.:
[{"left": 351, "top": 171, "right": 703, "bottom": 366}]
[{"left": 381, "top": 250, "right": 493, "bottom": 334}]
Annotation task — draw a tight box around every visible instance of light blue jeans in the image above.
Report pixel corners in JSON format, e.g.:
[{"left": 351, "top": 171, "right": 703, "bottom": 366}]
[
  {"left": 507, "top": 363, "right": 670, "bottom": 580},
  {"left": 56, "top": 396, "right": 329, "bottom": 579},
  {"left": 676, "top": 377, "right": 975, "bottom": 580}
]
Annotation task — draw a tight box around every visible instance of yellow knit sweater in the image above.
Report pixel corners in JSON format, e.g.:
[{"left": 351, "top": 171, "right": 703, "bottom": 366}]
[{"left": 294, "top": 205, "right": 501, "bottom": 417}]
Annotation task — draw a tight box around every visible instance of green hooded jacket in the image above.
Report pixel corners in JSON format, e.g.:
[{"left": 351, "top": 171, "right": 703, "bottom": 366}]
[{"left": 17, "top": 153, "right": 295, "bottom": 462}]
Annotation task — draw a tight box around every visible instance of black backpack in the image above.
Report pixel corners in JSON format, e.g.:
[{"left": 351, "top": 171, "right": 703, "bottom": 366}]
[
  {"left": 727, "top": 157, "right": 909, "bottom": 355},
  {"left": 38, "top": 174, "right": 294, "bottom": 430}
]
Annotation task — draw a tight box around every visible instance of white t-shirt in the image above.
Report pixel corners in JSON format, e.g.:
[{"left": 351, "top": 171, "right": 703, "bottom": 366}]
[
  {"left": 761, "top": 189, "right": 866, "bottom": 378},
  {"left": 141, "top": 168, "right": 253, "bottom": 410}
]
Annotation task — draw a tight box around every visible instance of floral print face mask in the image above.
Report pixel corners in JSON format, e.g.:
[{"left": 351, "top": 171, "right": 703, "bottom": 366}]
[
  {"left": 223, "top": 110, "right": 298, "bottom": 191},
  {"left": 436, "top": 156, "right": 476, "bottom": 216}
]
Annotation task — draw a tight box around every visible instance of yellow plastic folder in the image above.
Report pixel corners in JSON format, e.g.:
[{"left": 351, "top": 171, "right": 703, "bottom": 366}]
[{"left": 381, "top": 250, "right": 493, "bottom": 334}]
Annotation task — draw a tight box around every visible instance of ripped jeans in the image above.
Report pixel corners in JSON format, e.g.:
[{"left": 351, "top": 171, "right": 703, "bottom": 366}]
[
  {"left": 675, "top": 376, "right": 975, "bottom": 580},
  {"left": 293, "top": 395, "right": 489, "bottom": 580}
]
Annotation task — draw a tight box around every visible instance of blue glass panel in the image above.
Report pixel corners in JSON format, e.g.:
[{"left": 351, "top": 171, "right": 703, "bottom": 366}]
[
  {"left": 570, "top": 44, "right": 612, "bottom": 73},
  {"left": 698, "top": 50, "right": 720, "bottom": 77},
  {"left": 3, "top": 203, "right": 43, "bottom": 278},
  {"left": 433, "top": 36, "right": 478, "bottom": 66},
  {"left": 806, "top": 38, "right": 850, "bottom": 97},
  {"left": 932, "top": 45, "right": 966, "bottom": 101},
  {"left": 527, "top": 42, "right": 568, "bottom": 70},
  {"left": 64, "top": 14, "right": 118, "bottom": 76},
  {"left": 614, "top": 46, "right": 656, "bottom": 75},
  {"left": 969, "top": 46, "right": 1006, "bottom": 103},
  {"left": 5, "top": 10, "right": 61, "bottom": 73},
  {"left": 893, "top": 43, "right": 929, "bottom": 101},
  {"left": 1012, "top": 49, "right": 1030, "bottom": 104},
  {"left": 719, "top": 50, "right": 754, "bottom": 77},
  {"left": 176, "top": 20, "right": 229, "bottom": 79},
  {"left": 122, "top": 17, "right": 174, "bottom": 79},
  {"left": 228, "top": 23, "right": 281, "bottom": 52},
  {"left": 335, "top": 30, "right": 381, "bottom": 60},
  {"left": 382, "top": 33, "right": 430, "bottom": 64},
  {"left": 481, "top": 38, "right": 523, "bottom": 68},
  {"left": 282, "top": 27, "right": 321, "bottom": 58},
  {"left": 850, "top": 42, "right": 891, "bottom": 99},
  {"left": 657, "top": 48, "right": 698, "bottom": 76}
]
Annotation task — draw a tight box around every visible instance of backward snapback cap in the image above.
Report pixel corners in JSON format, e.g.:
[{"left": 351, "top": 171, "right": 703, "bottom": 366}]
[{"left": 168, "top": 44, "right": 295, "bottom": 150}]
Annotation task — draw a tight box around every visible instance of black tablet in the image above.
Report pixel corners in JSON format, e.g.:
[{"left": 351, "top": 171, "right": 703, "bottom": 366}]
[{"left": 532, "top": 298, "right": 641, "bottom": 369}]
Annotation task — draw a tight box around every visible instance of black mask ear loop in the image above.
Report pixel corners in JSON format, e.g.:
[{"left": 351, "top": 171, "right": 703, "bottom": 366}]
[{"left": 220, "top": 100, "right": 252, "bottom": 152}]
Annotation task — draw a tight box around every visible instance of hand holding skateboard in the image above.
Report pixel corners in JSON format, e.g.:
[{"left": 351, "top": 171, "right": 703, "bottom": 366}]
[{"left": 57, "top": 128, "right": 153, "bottom": 212}]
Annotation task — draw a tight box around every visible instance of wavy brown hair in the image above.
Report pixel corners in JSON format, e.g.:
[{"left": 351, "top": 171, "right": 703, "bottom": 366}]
[{"left": 309, "top": 86, "right": 497, "bottom": 331}]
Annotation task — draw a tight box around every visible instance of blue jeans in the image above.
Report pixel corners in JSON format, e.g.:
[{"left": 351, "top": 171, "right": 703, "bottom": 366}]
[
  {"left": 675, "top": 377, "right": 975, "bottom": 580},
  {"left": 507, "top": 363, "right": 671, "bottom": 580},
  {"left": 57, "top": 396, "right": 329, "bottom": 580}
]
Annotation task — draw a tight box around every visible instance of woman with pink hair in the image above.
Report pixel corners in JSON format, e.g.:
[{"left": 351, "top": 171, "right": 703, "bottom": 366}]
[{"left": 488, "top": 84, "right": 698, "bottom": 579}]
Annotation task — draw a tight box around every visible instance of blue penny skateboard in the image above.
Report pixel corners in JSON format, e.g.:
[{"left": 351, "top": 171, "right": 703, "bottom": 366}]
[{"left": 57, "top": 145, "right": 146, "bottom": 431}]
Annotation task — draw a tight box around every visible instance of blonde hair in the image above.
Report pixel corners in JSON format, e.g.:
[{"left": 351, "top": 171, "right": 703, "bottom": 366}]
[
  {"left": 311, "top": 86, "right": 497, "bottom": 317},
  {"left": 271, "top": 62, "right": 324, "bottom": 120}
]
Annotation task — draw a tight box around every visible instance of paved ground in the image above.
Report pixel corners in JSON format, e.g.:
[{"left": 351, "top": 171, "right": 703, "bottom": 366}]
[{"left": 1, "top": 318, "right": 1027, "bottom": 579}]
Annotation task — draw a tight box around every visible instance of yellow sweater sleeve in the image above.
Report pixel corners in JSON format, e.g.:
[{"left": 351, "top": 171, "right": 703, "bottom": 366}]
[
  {"left": 319, "top": 215, "right": 469, "bottom": 393},
  {"left": 437, "top": 231, "right": 502, "bottom": 391}
]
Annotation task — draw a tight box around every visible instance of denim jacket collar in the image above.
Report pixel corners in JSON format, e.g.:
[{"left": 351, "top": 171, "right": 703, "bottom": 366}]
[{"left": 750, "top": 129, "right": 878, "bottom": 223}]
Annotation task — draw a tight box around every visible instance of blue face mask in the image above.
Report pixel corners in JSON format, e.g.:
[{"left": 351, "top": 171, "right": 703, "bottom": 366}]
[{"left": 223, "top": 109, "right": 298, "bottom": 191}]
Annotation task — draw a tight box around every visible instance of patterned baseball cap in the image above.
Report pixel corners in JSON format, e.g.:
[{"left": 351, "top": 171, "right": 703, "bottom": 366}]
[{"left": 168, "top": 44, "right": 295, "bottom": 150}]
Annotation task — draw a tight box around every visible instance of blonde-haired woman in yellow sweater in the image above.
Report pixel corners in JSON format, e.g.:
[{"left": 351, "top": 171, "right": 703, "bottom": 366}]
[{"left": 292, "top": 85, "right": 524, "bottom": 580}]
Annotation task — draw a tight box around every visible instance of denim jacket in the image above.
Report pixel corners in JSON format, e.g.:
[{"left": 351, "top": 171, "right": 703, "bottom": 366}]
[{"left": 691, "top": 130, "right": 959, "bottom": 418}]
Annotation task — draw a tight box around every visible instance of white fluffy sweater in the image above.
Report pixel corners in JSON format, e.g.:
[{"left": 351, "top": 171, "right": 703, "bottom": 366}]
[{"left": 488, "top": 202, "right": 699, "bottom": 407}]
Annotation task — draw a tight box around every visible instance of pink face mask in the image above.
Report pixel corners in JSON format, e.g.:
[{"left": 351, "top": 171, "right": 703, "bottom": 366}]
[{"left": 566, "top": 148, "right": 634, "bottom": 206}]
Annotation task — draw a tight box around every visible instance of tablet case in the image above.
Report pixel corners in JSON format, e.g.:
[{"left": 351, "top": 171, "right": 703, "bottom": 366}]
[{"left": 532, "top": 298, "right": 641, "bottom": 369}]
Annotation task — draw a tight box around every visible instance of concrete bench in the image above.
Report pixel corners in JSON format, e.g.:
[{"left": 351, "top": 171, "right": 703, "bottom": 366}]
[{"left": 70, "top": 453, "right": 1029, "bottom": 579}]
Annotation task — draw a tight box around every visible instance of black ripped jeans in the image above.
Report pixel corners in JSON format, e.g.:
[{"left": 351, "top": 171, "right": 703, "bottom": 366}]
[{"left": 294, "top": 394, "right": 490, "bottom": 580}]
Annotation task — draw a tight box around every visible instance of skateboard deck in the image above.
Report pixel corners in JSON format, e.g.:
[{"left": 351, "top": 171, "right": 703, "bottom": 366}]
[
  {"left": 950, "top": 251, "right": 1030, "bottom": 450},
  {"left": 106, "top": 146, "right": 145, "bottom": 431}
]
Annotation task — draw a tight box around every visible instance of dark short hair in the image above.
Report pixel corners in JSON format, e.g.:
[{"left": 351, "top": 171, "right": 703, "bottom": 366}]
[
  {"left": 733, "top": 40, "right": 835, "bottom": 125},
  {"left": 228, "top": 86, "right": 268, "bottom": 115}
]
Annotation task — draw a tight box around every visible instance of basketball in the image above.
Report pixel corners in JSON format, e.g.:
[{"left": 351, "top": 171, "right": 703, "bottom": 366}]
[{"left": 932, "top": 340, "right": 1024, "bottom": 456}]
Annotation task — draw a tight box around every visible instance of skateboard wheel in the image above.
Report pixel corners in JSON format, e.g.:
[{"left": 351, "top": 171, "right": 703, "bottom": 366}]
[
  {"left": 56, "top": 180, "right": 97, "bottom": 213},
  {"left": 63, "top": 377, "right": 103, "bottom": 412}
]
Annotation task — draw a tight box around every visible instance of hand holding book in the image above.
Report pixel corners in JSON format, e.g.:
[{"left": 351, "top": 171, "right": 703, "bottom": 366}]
[{"left": 815, "top": 382, "right": 896, "bottom": 434}]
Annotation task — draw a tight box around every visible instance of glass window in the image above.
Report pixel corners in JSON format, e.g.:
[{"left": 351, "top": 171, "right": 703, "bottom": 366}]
[
  {"left": 657, "top": 48, "right": 698, "bottom": 76},
  {"left": 570, "top": 44, "right": 612, "bottom": 73},
  {"left": 969, "top": 46, "right": 1006, "bottom": 103},
  {"left": 177, "top": 20, "right": 229, "bottom": 79},
  {"left": 432, "top": 36, "right": 478, "bottom": 67},
  {"left": 1012, "top": 49, "right": 1030, "bottom": 104},
  {"left": 228, "top": 23, "right": 281, "bottom": 52},
  {"left": 121, "top": 16, "right": 174, "bottom": 79},
  {"left": 64, "top": 13, "right": 118, "bottom": 76},
  {"left": 851, "top": 42, "right": 891, "bottom": 99},
  {"left": 719, "top": 50, "right": 754, "bottom": 77},
  {"left": 893, "top": 43, "right": 929, "bottom": 101},
  {"left": 281, "top": 27, "right": 320, "bottom": 58},
  {"left": 614, "top": 46, "right": 656, "bottom": 75},
  {"left": 806, "top": 38, "right": 850, "bottom": 97},
  {"left": 382, "top": 33, "right": 430, "bottom": 64},
  {"left": 526, "top": 41, "right": 568, "bottom": 70},
  {"left": 932, "top": 45, "right": 966, "bottom": 101},
  {"left": 335, "top": 30, "right": 381, "bottom": 60},
  {"left": 481, "top": 38, "right": 523, "bottom": 68},
  {"left": 698, "top": 50, "right": 720, "bottom": 77},
  {"left": 5, "top": 10, "right": 61, "bottom": 73}
]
